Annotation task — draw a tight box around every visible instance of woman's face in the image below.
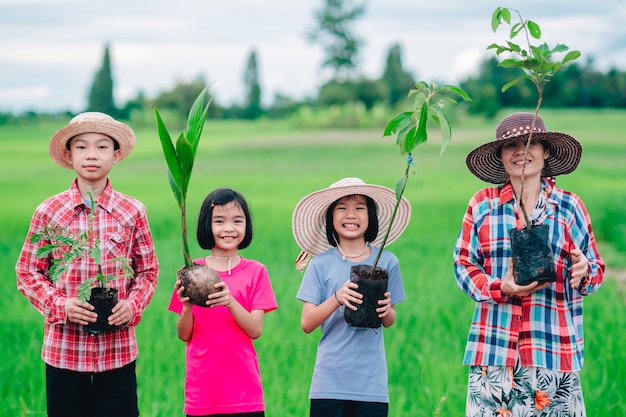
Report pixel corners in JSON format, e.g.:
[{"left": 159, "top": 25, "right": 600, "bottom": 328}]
[
  {"left": 499, "top": 139, "right": 549, "bottom": 181},
  {"left": 332, "top": 195, "right": 369, "bottom": 243}
]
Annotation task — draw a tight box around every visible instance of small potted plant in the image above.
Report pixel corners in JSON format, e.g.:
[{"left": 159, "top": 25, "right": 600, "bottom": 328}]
[
  {"left": 344, "top": 81, "right": 470, "bottom": 328},
  {"left": 153, "top": 86, "right": 221, "bottom": 306},
  {"left": 30, "top": 189, "right": 134, "bottom": 335},
  {"left": 488, "top": 7, "right": 580, "bottom": 285}
]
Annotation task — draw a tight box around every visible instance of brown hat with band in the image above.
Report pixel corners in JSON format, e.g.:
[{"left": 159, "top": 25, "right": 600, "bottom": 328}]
[
  {"left": 49, "top": 112, "right": 136, "bottom": 169},
  {"left": 465, "top": 112, "right": 582, "bottom": 184}
]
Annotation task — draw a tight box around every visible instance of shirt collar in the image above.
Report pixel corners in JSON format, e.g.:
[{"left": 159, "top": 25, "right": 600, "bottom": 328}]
[
  {"left": 69, "top": 179, "right": 115, "bottom": 213},
  {"left": 499, "top": 177, "right": 556, "bottom": 206}
]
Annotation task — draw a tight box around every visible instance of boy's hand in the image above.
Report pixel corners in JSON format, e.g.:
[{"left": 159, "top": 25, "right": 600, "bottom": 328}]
[
  {"left": 109, "top": 300, "right": 132, "bottom": 326},
  {"left": 65, "top": 298, "right": 97, "bottom": 325}
]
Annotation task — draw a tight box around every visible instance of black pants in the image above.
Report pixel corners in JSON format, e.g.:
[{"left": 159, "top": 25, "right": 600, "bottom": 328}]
[
  {"left": 46, "top": 361, "right": 138, "bottom": 417},
  {"left": 310, "top": 399, "right": 388, "bottom": 417}
]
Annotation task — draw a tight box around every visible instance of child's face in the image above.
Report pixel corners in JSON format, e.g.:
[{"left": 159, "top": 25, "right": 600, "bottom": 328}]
[
  {"left": 211, "top": 201, "right": 246, "bottom": 254},
  {"left": 332, "top": 194, "right": 369, "bottom": 243},
  {"left": 65, "top": 133, "right": 120, "bottom": 183}
]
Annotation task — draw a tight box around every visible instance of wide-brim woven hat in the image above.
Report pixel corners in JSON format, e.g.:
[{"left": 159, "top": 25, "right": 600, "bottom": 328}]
[
  {"left": 49, "top": 112, "right": 136, "bottom": 169},
  {"left": 292, "top": 177, "right": 411, "bottom": 256},
  {"left": 466, "top": 112, "right": 582, "bottom": 184}
]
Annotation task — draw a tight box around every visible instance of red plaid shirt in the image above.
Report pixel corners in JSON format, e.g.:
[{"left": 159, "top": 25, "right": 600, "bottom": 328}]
[
  {"left": 453, "top": 179, "right": 604, "bottom": 372},
  {"left": 16, "top": 179, "right": 159, "bottom": 373}
]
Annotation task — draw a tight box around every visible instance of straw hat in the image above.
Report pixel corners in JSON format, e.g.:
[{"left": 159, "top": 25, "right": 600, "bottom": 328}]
[
  {"left": 49, "top": 112, "right": 136, "bottom": 169},
  {"left": 465, "top": 112, "right": 582, "bottom": 184},
  {"left": 292, "top": 177, "right": 411, "bottom": 257}
]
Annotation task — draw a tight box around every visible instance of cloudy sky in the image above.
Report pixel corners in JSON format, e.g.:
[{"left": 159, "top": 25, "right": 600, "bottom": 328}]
[{"left": 1, "top": 0, "right": 625, "bottom": 113}]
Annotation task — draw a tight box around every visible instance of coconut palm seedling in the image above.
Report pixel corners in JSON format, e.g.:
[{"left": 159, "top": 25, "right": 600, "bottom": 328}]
[
  {"left": 153, "top": 86, "right": 221, "bottom": 306},
  {"left": 489, "top": 7, "right": 581, "bottom": 285},
  {"left": 30, "top": 188, "right": 133, "bottom": 334},
  {"left": 344, "top": 81, "right": 470, "bottom": 328}
]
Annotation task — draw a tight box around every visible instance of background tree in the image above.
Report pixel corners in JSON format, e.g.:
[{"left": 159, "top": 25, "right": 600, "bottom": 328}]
[
  {"left": 152, "top": 77, "right": 223, "bottom": 125},
  {"left": 87, "top": 44, "right": 118, "bottom": 117},
  {"left": 242, "top": 49, "right": 263, "bottom": 119},
  {"left": 308, "top": 0, "right": 366, "bottom": 80},
  {"left": 380, "top": 43, "right": 415, "bottom": 106}
]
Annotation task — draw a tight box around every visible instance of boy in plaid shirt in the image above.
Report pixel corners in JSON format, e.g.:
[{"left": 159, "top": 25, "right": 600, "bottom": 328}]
[{"left": 16, "top": 112, "right": 159, "bottom": 417}]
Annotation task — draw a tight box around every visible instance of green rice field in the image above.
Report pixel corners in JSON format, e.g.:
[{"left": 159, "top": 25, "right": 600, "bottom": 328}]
[{"left": 1, "top": 109, "right": 624, "bottom": 416}]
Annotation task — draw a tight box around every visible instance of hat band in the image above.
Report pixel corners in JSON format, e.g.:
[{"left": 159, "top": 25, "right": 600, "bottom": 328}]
[{"left": 499, "top": 125, "right": 545, "bottom": 140}]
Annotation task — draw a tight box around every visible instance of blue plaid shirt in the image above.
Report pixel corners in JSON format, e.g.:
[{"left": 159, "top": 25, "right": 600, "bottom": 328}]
[{"left": 453, "top": 179, "right": 604, "bottom": 372}]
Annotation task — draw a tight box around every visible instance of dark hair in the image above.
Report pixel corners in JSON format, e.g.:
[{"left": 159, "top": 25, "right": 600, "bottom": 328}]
[
  {"left": 65, "top": 135, "right": 120, "bottom": 150},
  {"left": 197, "top": 188, "right": 253, "bottom": 250},
  {"left": 325, "top": 194, "right": 378, "bottom": 247}
]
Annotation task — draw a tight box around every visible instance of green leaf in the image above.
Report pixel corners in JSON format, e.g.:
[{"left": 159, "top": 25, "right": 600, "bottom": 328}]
[
  {"left": 383, "top": 112, "right": 412, "bottom": 136},
  {"left": 153, "top": 108, "right": 182, "bottom": 189},
  {"left": 175, "top": 133, "right": 195, "bottom": 196},
  {"left": 527, "top": 20, "right": 541, "bottom": 38},
  {"left": 501, "top": 77, "right": 525, "bottom": 92},
  {"left": 78, "top": 279, "right": 97, "bottom": 303},
  {"left": 431, "top": 108, "right": 452, "bottom": 155},
  {"left": 395, "top": 175, "right": 408, "bottom": 200},
  {"left": 440, "top": 85, "right": 472, "bottom": 101},
  {"left": 498, "top": 58, "right": 524, "bottom": 68},
  {"left": 414, "top": 102, "right": 429, "bottom": 148},
  {"left": 403, "top": 125, "right": 419, "bottom": 154},
  {"left": 510, "top": 23, "right": 524, "bottom": 38},
  {"left": 186, "top": 87, "right": 213, "bottom": 156},
  {"left": 167, "top": 170, "right": 183, "bottom": 209},
  {"left": 562, "top": 50, "right": 581, "bottom": 64},
  {"left": 551, "top": 44, "right": 569, "bottom": 54}
]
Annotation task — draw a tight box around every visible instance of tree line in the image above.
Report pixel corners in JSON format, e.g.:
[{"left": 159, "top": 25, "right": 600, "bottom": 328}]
[{"left": 2, "top": 0, "right": 625, "bottom": 125}]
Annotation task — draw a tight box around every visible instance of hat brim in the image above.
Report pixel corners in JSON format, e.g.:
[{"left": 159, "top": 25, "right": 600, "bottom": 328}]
[
  {"left": 466, "top": 131, "right": 582, "bottom": 184},
  {"left": 292, "top": 182, "right": 411, "bottom": 256},
  {"left": 49, "top": 118, "right": 135, "bottom": 169}
]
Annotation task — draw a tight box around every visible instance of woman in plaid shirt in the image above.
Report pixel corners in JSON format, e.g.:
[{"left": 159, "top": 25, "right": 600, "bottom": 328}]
[
  {"left": 453, "top": 112, "right": 604, "bottom": 417},
  {"left": 16, "top": 112, "right": 159, "bottom": 417}
]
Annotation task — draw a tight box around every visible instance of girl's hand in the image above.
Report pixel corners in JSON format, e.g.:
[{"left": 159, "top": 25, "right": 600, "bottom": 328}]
[
  {"left": 335, "top": 281, "right": 362, "bottom": 311},
  {"left": 206, "top": 281, "right": 233, "bottom": 308},
  {"left": 570, "top": 248, "right": 589, "bottom": 288},
  {"left": 376, "top": 292, "right": 392, "bottom": 318},
  {"left": 501, "top": 259, "right": 551, "bottom": 297},
  {"left": 174, "top": 280, "right": 191, "bottom": 306}
]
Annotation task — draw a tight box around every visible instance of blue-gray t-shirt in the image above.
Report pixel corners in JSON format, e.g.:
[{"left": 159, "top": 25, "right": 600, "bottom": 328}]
[{"left": 296, "top": 246, "right": 406, "bottom": 402}]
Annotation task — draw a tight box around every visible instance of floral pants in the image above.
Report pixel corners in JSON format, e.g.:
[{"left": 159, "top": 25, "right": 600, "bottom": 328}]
[{"left": 466, "top": 362, "right": 586, "bottom": 417}]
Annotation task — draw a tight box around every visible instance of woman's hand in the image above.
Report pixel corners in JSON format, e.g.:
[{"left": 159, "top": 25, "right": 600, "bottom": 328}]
[
  {"left": 501, "top": 259, "right": 551, "bottom": 297},
  {"left": 334, "top": 280, "right": 362, "bottom": 311},
  {"left": 570, "top": 248, "right": 589, "bottom": 288}
]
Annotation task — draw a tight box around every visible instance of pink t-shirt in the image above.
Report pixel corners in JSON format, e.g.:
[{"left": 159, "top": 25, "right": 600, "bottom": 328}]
[{"left": 168, "top": 257, "right": 278, "bottom": 415}]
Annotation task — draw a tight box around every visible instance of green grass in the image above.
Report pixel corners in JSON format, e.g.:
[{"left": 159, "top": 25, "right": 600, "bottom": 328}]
[{"left": 1, "top": 109, "right": 625, "bottom": 416}]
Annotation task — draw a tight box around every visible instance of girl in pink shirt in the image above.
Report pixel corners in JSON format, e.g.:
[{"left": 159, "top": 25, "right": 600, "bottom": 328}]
[{"left": 169, "top": 188, "right": 278, "bottom": 417}]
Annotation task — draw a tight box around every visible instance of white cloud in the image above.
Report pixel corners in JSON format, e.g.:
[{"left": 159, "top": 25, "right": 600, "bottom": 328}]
[{"left": 0, "top": 0, "right": 624, "bottom": 112}]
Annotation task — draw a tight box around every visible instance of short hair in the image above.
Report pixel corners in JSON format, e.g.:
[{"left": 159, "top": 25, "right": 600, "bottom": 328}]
[
  {"left": 197, "top": 188, "right": 253, "bottom": 250},
  {"left": 65, "top": 134, "right": 120, "bottom": 150},
  {"left": 325, "top": 194, "right": 378, "bottom": 247}
]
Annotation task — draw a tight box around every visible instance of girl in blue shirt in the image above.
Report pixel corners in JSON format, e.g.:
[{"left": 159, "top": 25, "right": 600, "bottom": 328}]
[{"left": 292, "top": 177, "right": 411, "bottom": 417}]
